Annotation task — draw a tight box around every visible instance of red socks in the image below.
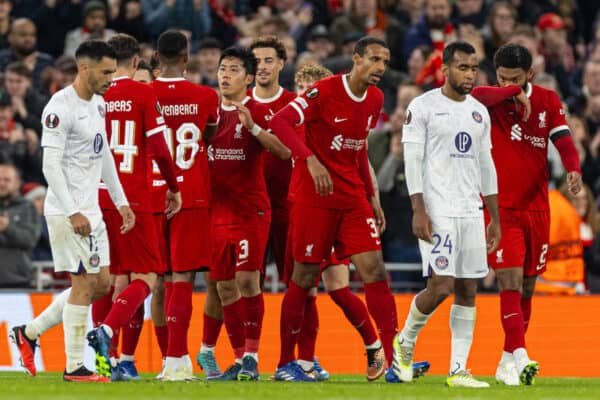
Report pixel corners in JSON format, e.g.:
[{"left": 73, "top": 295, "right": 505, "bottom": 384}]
[
  {"left": 329, "top": 286, "right": 378, "bottom": 346},
  {"left": 500, "top": 290, "right": 526, "bottom": 352},
  {"left": 521, "top": 295, "right": 532, "bottom": 333},
  {"left": 364, "top": 280, "right": 398, "bottom": 365},
  {"left": 154, "top": 324, "right": 168, "bottom": 358},
  {"left": 164, "top": 281, "right": 173, "bottom": 314},
  {"left": 202, "top": 313, "right": 223, "bottom": 347},
  {"left": 222, "top": 298, "right": 246, "bottom": 359},
  {"left": 121, "top": 304, "right": 144, "bottom": 356},
  {"left": 243, "top": 293, "right": 264, "bottom": 353},
  {"left": 166, "top": 281, "right": 193, "bottom": 357},
  {"left": 104, "top": 280, "right": 150, "bottom": 334},
  {"left": 278, "top": 281, "right": 308, "bottom": 368},
  {"left": 91, "top": 286, "right": 114, "bottom": 327},
  {"left": 297, "top": 295, "right": 318, "bottom": 362}
]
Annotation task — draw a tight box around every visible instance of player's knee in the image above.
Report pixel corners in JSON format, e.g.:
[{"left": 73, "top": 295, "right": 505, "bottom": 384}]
[
  {"left": 216, "top": 280, "right": 239, "bottom": 304},
  {"left": 237, "top": 276, "right": 260, "bottom": 297},
  {"left": 359, "top": 259, "right": 387, "bottom": 283},
  {"left": 94, "top": 277, "right": 111, "bottom": 298}
]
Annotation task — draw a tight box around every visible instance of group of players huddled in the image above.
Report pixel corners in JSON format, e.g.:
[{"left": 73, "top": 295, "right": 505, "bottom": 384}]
[{"left": 8, "top": 28, "right": 582, "bottom": 388}]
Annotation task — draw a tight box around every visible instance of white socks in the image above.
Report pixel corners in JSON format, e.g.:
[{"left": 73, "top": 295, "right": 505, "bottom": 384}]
[
  {"left": 449, "top": 304, "right": 476, "bottom": 374},
  {"left": 365, "top": 339, "right": 382, "bottom": 350},
  {"left": 513, "top": 347, "right": 531, "bottom": 371},
  {"left": 25, "top": 288, "right": 71, "bottom": 340},
  {"left": 297, "top": 359, "right": 313, "bottom": 371},
  {"left": 500, "top": 350, "right": 514, "bottom": 365},
  {"left": 63, "top": 302, "right": 89, "bottom": 373},
  {"left": 400, "top": 296, "right": 431, "bottom": 346}
]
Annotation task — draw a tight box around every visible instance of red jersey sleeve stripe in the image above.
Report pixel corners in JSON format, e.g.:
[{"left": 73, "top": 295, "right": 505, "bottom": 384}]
[
  {"left": 290, "top": 101, "right": 304, "bottom": 125},
  {"left": 145, "top": 125, "right": 166, "bottom": 137}
]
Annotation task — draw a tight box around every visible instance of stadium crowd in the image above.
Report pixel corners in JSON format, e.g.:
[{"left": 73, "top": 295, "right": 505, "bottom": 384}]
[{"left": 0, "top": 0, "right": 599, "bottom": 294}]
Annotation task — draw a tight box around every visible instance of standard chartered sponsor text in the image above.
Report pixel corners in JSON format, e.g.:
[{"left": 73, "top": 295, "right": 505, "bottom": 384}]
[{"left": 214, "top": 148, "right": 246, "bottom": 160}]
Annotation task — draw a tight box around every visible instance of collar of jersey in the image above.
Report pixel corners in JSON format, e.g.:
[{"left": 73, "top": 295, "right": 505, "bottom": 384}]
[
  {"left": 156, "top": 77, "right": 186, "bottom": 82},
  {"left": 221, "top": 96, "right": 250, "bottom": 111},
  {"left": 113, "top": 76, "right": 129, "bottom": 81},
  {"left": 252, "top": 86, "right": 283, "bottom": 103},
  {"left": 342, "top": 74, "right": 367, "bottom": 103}
]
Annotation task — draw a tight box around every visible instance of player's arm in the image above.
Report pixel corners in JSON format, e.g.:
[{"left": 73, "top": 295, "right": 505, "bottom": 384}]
[
  {"left": 471, "top": 85, "right": 531, "bottom": 121},
  {"left": 204, "top": 123, "right": 218, "bottom": 141},
  {"left": 147, "top": 131, "right": 182, "bottom": 219},
  {"left": 480, "top": 112, "right": 501, "bottom": 253},
  {"left": 203, "top": 89, "right": 220, "bottom": 141},
  {"left": 404, "top": 141, "right": 433, "bottom": 243},
  {"left": 100, "top": 138, "right": 135, "bottom": 234}
]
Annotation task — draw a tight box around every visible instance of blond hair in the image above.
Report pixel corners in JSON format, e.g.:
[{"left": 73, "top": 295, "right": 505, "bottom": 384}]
[{"left": 294, "top": 63, "right": 333, "bottom": 85}]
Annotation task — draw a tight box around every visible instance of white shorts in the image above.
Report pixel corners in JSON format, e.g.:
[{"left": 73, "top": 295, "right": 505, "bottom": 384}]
[
  {"left": 46, "top": 213, "right": 110, "bottom": 274},
  {"left": 419, "top": 215, "right": 488, "bottom": 279}
]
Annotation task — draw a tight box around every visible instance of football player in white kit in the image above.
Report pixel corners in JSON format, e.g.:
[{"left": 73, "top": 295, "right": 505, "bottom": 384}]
[
  {"left": 10, "top": 40, "right": 135, "bottom": 382},
  {"left": 391, "top": 42, "right": 501, "bottom": 388}
]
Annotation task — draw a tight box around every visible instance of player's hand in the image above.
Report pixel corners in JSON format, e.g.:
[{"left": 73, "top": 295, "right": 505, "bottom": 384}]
[
  {"left": 486, "top": 219, "right": 501, "bottom": 254},
  {"left": 231, "top": 101, "right": 255, "bottom": 130},
  {"left": 0, "top": 212, "right": 9, "bottom": 232},
  {"left": 118, "top": 205, "right": 135, "bottom": 234},
  {"left": 165, "top": 190, "right": 182, "bottom": 219},
  {"left": 567, "top": 171, "right": 583, "bottom": 196},
  {"left": 412, "top": 209, "right": 433, "bottom": 243},
  {"left": 514, "top": 90, "right": 531, "bottom": 121},
  {"left": 369, "top": 196, "right": 386, "bottom": 235},
  {"left": 69, "top": 212, "right": 91, "bottom": 236},
  {"left": 306, "top": 155, "right": 333, "bottom": 195}
]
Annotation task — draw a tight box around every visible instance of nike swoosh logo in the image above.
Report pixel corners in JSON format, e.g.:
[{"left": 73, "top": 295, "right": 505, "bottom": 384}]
[
  {"left": 536, "top": 264, "right": 545, "bottom": 271},
  {"left": 334, "top": 117, "right": 347, "bottom": 123},
  {"left": 503, "top": 313, "right": 518, "bottom": 319},
  {"left": 78, "top": 116, "right": 87, "bottom": 120},
  {"left": 235, "top": 259, "right": 249, "bottom": 267}
]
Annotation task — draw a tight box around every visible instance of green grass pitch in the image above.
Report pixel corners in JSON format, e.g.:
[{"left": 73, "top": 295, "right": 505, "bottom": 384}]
[{"left": 1, "top": 373, "right": 600, "bottom": 400}]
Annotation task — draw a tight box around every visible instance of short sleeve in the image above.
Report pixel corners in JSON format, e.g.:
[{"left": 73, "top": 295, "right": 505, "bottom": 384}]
[
  {"left": 144, "top": 88, "right": 166, "bottom": 137},
  {"left": 547, "top": 90, "right": 569, "bottom": 140},
  {"left": 401, "top": 97, "right": 427, "bottom": 144},
  {"left": 288, "top": 81, "right": 323, "bottom": 125},
  {"left": 41, "top": 96, "right": 72, "bottom": 149}
]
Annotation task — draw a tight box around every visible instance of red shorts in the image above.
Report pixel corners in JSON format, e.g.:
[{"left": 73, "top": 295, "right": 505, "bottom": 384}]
[
  {"left": 210, "top": 218, "right": 270, "bottom": 281},
  {"left": 103, "top": 210, "right": 164, "bottom": 275},
  {"left": 282, "top": 244, "right": 350, "bottom": 286},
  {"left": 103, "top": 209, "right": 123, "bottom": 275},
  {"left": 289, "top": 199, "right": 381, "bottom": 264},
  {"left": 485, "top": 208, "right": 550, "bottom": 276},
  {"left": 168, "top": 208, "right": 211, "bottom": 272},
  {"left": 266, "top": 209, "right": 289, "bottom": 278}
]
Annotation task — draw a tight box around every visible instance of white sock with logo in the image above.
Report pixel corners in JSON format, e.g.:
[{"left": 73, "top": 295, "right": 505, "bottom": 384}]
[
  {"left": 449, "top": 304, "right": 476, "bottom": 375},
  {"left": 26, "top": 288, "right": 71, "bottom": 340},
  {"left": 63, "top": 302, "right": 89, "bottom": 373},
  {"left": 400, "top": 296, "right": 431, "bottom": 346}
]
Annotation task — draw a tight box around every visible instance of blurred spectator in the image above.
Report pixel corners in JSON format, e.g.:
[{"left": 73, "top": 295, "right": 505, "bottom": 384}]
[
  {"left": 396, "top": 83, "right": 423, "bottom": 111},
  {"left": 0, "top": 163, "right": 41, "bottom": 288},
  {"left": 273, "top": 0, "right": 329, "bottom": 49},
  {"left": 41, "top": 55, "right": 77, "bottom": 96},
  {"left": 537, "top": 12, "right": 575, "bottom": 99},
  {"left": 405, "top": 45, "right": 432, "bottom": 83},
  {"left": 323, "top": 31, "right": 362, "bottom": 73},
  {"left": 194, "top": 36, "right": 222, "bottom": 87},
  {"left": 570, "top": 59, "right": 600, "bottom": 116},
  {"left": 64, "top": 1, "right": 117, "bottom": 57},
  {"left": 141, "top": 0, "right": 211, "bottom": 48},
  {"left": 31, "top": 0, "right": 82, "bottom": 58},
  {"left": 0, "top": 91, "right": 42, "bottom": 183},
  {"left": 207, "top": 0, "right": 238, "bottom": 48},
  {"left": 108, "top": 0, "right": 149, "bottom": 43},
  {"left": 452, "top": 0, "right": 487, "bottom": 30},
  {"left": 185, "top": 58, "right": 202, "bottom": 83},
  {"left": 301, "top": 24, "right": 335, "bottom": 62},
  {"left": 133, "top": 59, "right": 154, "bottom": 83},
  {"left": 402, "top": 0, "right": 455, "bottom": 64},
  {"left": 534, "top": 71, "right": 560, "bottom": 94},
  {"left": 21, "top": 182, "right": 50, "bottom": 262},
  {"left": 482, "top": 1, "right": 517, "bottom": 67},
  {"left": 0, "top": 18, "right": 54, "bottom": 93},
  {"left": 537, "top": 188, "right": 585, "bottom": 295},
  {"left": 329, "top": 0, "right": 403, "bottom": 67},
  {"left": 0, "top": 0, "right": 11, "bottom": 50},
  {"left": 508, "top": 24, "right": 546, "bottom": 77},
  {"left": 4, "top": 61, "right": 47, "bottom": 137}
]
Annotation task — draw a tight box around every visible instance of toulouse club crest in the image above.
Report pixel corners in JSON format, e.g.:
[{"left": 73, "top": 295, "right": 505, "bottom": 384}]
[
  {"left": 472, "top": 111, "right": 482, "bottom": 123},
  {"left": 435, "top": 256, "right": 449, "bottom": 270}
]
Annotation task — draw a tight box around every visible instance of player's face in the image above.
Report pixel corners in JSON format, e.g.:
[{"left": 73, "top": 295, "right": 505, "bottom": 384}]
[
  {"left": 295, "top": 79, "right": 315, "bottom": 95},
  {"left": 0, "top": 165, "right": 19, "bottom": 198},
  {"left": 86, "top": 56, "right": 117, "bottom": 96},
  {"left": 496, "top": 66, "right": 533, "bottom": 91},
  {"left": 252, "top": 47, "right": 284, "bottom": 87},
  {"left": 353, "top": 44, "right": 390, "bottom": 86},
  {"left": 443, "top": 51, "right": 479, "bottom": 95},
  {"left": 133, "top": 69, "right": 152, "bottom": 83},
  {"left": 218, "top": 57, "right": 253, "bottom": 98}
]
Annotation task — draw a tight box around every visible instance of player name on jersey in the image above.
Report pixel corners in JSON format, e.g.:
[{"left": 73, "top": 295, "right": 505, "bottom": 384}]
[
  {"left": 105, "top": 100, "right": 133, "bottom": 112},
  {"left": 161, "top": 103, "right": 199, "bottom": 116}
]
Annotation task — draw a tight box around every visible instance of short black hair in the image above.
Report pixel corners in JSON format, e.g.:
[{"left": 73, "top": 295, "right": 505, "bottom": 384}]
[
  {"left": 250, "top": 36, "right": 287, "bottom": 62},
  {"left": 493, "top": 43, "right": 532, "bottom": 71},
  {"left": 75, "top": 40, "right": 116, "bottom": 62},
  {"left": 107, "top": 34, "right": 140, "bottom": 65},
  {"left": 157, "top": 30, "right": 188, "bottom": 61},
  {"left": 442, "top": 41, "right": 476, "bottom": 65},
  {"left": 219, "top": 47, "right": 257, "bottom": 76},
  {"left": 354, "top": 36, "right": 388, "bottom": 56}
]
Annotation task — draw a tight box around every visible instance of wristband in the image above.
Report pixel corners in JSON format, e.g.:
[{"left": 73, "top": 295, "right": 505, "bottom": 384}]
[{"left": 251, "top": 124, "right": 262, "bottom": 137}]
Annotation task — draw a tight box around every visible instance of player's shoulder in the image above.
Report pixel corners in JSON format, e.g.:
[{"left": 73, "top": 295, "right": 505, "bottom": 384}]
[
  {"left": 466, "top": 94, "right": 489, "bottom": 113},
  {"left": 47, "top": 85, "right": 75, "bottom": 106},
  {"left": 531, "top": 83, "right": 561, "bottom": 104},
  {"left": 408, "top": 88, "right": 439, "bottom": 110},
  {"left": 245, "top": 96, "right": 269, "bottom": 114}
]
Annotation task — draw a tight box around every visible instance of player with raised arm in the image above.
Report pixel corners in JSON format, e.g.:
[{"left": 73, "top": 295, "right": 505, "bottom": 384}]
[
  {"left": 87, "top": 34, "right": 182, "bottom": 380},
  {"left": 209, "top": 46, "right": 290, "bottom": 381},
  {"left": 391, "top": 41, "right": 499, "bottom": 388},
  {"left": 11, "top": 40, "right": 135, "bottom": 382},
  {"left": 470, "top": 43, "right": 582, "bottom": 386},
  {"left": 151, "top": 30, "right": 219, "bottom": 381},
  {"left": 269, "top": 37, "right": 398, "bottom": 382}
]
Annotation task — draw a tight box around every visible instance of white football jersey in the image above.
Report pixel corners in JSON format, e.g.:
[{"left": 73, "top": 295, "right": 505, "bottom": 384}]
[
  {"left": 402, "top": 88, "right": 491, "bottom": 217},
  {"left": 41, "top": 85, "right": 109, "bottom": 216}
]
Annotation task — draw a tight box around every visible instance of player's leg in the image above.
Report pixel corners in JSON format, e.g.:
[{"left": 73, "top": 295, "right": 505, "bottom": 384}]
[
  {"left": 296, "top": 286, "right": 320, "bottom": 377},
  {"left": 151, "top": 275, "right": 168, "bottom": 357},
  {"left": 197, "top": 272, "right": 223, "bottom": 379},
  {"left": 119, "top": 273, "right": 144, "bottom": 381}
]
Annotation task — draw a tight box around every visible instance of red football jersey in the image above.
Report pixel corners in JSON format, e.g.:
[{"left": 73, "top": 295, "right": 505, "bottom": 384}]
[
  {"left": 249, "top": 86, "right": 297, "bottom": 211},
  {"left": 208, "top": 96, "right": 271, "bottom": 225},
  {"left": 150, "top": 77, "right": 219, "bottom": 211},
  {"left": 99, "top": 77, "right": 166, "bottom": 212},
  {"left": 478, "top": 83, "right": 568, "bottom": 211},
  {"left": 283, "top": 74, "right": 382, "bottom": 209}
]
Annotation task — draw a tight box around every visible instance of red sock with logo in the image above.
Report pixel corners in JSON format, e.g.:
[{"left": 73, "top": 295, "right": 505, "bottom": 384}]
[
  {"left": 297, "top": 295, "right": 318, "bottom": 362},
  {"left": 500, "top": 290, "right": 525, "bottom": 352},
  {"left": 154, "top": 324, "right": 168, "bottom": 358},
  {"left": 222, "top": 298, "right": 246, "bottom": 359},
  {"left": 202, "top": 313, "right": 223, "bottom": 347},
  {"left": 121, "top": 304, "right": 144, "bottom": 356},
  {"left": 164, "top": 281, "right": 173, "bottom": 314},
  {"left": 364, "top": 280, "right": 398, "bottom": 365},
  {"left": 243, "top": 293, "right": 264, "bottom": 353},
  {"left": 278, "top": 281, "right": 308, "bottom": 368},
  {"left": 104, "top": 280, "right": 150, "bottom": 335},
  {"left": 91, "top": 286, "right": 114, "bottom": 327},
  {"left": 329, "top": 286, "right": 378, "bottom": 346},
  {"left": 166, "top": 281, "right": 193, "bottom": 357}
]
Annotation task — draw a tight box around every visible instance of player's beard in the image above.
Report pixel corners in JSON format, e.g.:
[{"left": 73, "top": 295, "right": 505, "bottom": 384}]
[{"left": 448, "top": 76, "right": 472, "bottom": 95}]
